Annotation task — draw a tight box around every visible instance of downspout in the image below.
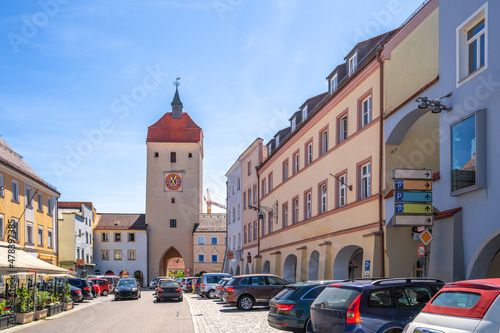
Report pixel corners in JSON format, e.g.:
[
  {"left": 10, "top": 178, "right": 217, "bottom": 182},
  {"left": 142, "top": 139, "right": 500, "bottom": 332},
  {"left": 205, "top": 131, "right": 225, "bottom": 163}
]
[
  {"left": 256, "top": 166, "right": 260, "bottom": 258},
  {"left": 222, "top": 180, "right": 228, "bottom": 273},
  {"left": 376, "top": 48, "right": 385, "bottom": 278}
]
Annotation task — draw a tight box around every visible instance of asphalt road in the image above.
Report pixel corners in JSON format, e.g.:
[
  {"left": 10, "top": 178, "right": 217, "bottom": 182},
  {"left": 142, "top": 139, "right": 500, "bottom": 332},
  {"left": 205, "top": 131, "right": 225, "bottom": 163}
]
[{"left": 11, "top": 289, "right": 194, "bottom": 333}]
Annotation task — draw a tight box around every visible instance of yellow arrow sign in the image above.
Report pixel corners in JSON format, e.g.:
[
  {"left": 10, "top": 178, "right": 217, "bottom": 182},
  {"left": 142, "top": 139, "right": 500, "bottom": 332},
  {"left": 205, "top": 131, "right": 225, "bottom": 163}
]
[{"left": 395, "top": 203, "right": 433, "bottom": 214}]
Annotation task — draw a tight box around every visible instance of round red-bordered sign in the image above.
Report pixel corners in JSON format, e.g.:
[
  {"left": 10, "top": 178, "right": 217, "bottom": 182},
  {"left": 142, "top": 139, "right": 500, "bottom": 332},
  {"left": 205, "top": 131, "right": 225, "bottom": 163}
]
[{"left": 418, "top": 244, "right": 426, "bottom": 258}]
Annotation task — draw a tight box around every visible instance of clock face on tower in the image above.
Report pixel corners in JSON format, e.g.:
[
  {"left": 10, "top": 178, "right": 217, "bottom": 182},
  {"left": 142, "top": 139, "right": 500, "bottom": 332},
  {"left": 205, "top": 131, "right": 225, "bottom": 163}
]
[{"left": 164, "top": 173, "right": 183, "bottom": 191}]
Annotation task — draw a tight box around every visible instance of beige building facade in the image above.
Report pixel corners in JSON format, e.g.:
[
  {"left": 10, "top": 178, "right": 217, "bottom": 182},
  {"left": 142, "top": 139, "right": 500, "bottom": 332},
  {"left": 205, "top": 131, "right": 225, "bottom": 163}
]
[
  {"left": 255, "top": 33, "right": 394, "bottom": 282},
  {"left": 146, "top": 86, "right": 203, "bottom": 279}
]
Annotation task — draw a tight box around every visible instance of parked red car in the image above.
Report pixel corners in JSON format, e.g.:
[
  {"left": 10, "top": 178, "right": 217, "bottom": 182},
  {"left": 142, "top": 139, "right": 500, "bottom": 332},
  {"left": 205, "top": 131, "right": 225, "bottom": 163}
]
[{"left": 88, "top": 278, "right": 111, "bottom": 296}]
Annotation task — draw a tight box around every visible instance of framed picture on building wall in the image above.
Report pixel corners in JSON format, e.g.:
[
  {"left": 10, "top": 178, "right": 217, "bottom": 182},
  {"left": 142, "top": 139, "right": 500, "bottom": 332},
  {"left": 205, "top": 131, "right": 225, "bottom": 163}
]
[{"left": 164, "top": 173, "right": 183, "bottom": 192}]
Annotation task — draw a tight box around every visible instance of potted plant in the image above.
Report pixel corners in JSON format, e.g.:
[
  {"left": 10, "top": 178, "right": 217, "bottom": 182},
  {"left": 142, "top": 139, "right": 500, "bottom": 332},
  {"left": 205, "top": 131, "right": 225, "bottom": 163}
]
[
  {"left": 0, "top": 299, "right": 15, "bottom": 329},
  {"left": 15, "top": 286, "right": 34, "bottom": 324},
  {"left": 35, "top": 290, "right": 49, "bottom": 320},
  {"left": 63, "top": 284, "right": 74, "bottom": 311},
  {"left": 47, "top": 294, "right": 63, "bottom": 316}
]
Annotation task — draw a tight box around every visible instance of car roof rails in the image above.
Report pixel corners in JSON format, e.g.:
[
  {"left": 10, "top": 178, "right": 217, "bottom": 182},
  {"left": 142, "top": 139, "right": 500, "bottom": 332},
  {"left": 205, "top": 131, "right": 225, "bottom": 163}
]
[{"left": 371, "top": 277, "right": 445, "bottom": 285}]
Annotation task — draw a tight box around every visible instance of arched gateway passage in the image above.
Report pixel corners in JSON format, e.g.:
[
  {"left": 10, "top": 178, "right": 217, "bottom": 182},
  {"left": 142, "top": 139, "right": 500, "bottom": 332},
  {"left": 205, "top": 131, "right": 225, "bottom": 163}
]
[
  {"left": 333, "top": 245, "right": 364, "bottom": 280},
  {"left": 160, "top": 247, "right": 184, "bottom": 277}
]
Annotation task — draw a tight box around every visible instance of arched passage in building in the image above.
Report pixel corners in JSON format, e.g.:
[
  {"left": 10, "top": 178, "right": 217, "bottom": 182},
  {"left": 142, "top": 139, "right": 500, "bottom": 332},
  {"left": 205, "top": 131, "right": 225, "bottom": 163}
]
[
  {"left": 105, "top": 270, "right": 115, "bottom": 275},
  {"left": 283, "top": 254, "right": 297, "bottom": 283},
  {"left": 262, "top": 260, "right": 270, "bottom": 274},
  {"left": 119, "top": 270, "right": 129, "bottom": 278},
  {"left": 230, "top": 267, "right": 234, "bottom": 275},
  {"left": 308, "top": 250, "right": 320, "bottom": 281},
  {"left": 235, "top": 265, "right": 240, "bottom": 275},
  {"left": 160, "top": 247, "right": 183, "bottom": 277},
  {"left": 134, "top": 270, "right": 144, "bottom": 287},
  {"left": 468, "top": 230, "right": 500, "bottom": 279},
  {"left": 333, "top": 245, "right": 364, "bottom": 280}
]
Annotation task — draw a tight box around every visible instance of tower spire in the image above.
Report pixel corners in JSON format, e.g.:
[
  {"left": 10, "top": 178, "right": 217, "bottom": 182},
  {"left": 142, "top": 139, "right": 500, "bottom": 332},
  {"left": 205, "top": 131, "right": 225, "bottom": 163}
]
[{"left": 171, "top": 77, "right": 183, "bottom": 118}]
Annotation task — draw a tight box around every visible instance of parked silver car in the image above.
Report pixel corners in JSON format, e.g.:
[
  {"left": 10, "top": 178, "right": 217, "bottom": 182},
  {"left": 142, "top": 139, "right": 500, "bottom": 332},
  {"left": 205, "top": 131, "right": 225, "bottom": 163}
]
[{"left": 200, "top": 273, "right": 232, "bottom": 299}]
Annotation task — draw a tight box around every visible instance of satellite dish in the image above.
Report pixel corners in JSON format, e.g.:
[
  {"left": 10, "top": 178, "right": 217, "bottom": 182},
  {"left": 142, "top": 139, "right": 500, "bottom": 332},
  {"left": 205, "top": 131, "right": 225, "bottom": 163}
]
[{"left": 257, "top": 212, "right": 265, "bottom": 220}]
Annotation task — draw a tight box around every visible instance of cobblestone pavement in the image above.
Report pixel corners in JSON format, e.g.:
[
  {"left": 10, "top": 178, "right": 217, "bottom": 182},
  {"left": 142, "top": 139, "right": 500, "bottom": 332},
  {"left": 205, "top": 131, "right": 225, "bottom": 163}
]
[{"left": 185, "top": 293, "right": 281, "bottom": 333}]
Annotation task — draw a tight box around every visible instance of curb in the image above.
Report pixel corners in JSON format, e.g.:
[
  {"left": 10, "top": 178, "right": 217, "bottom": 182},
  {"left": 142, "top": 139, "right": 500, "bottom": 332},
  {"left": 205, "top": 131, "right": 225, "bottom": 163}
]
[{"left": 185, "top": 294, "right": 212, "bottom": 333}]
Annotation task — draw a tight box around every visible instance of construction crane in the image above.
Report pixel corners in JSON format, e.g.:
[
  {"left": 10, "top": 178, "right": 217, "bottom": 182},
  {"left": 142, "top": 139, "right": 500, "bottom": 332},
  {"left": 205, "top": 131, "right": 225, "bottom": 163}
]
[{"left": 204, "top": 189, "right": 226, "bottom": 213}]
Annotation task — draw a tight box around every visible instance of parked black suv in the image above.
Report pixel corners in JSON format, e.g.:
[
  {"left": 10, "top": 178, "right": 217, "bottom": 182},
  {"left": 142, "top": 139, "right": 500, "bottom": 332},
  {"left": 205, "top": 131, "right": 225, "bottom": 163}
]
[
  {"left": 67, "top": 278, "right": 94, "bottom": 300},
  {"left": 309, "top": 278, "right": 444, "bottom": 333}
]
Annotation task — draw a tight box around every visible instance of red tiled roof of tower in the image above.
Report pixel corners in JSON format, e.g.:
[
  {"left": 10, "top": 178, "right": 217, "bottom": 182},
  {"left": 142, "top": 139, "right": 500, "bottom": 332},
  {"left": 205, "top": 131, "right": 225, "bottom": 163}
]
[{"left": 146, "top": 112, "right": 202, "bottom": 143}]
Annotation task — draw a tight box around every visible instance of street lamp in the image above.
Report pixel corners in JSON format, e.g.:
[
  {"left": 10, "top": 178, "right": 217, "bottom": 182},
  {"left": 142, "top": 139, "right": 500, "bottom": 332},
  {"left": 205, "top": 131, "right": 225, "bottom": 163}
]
[
  {"left": 249, "top": 201, "right": 279, "bottom": 224},
  {"left": 415, "top": 92, "right": 453, "bottom": 113}
]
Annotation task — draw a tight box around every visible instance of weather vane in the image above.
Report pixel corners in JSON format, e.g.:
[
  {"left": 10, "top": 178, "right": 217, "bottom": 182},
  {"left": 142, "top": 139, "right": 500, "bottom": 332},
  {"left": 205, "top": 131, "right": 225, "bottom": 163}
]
[{"left": 174, "top": 77, "right": 181, "bottom": 88}]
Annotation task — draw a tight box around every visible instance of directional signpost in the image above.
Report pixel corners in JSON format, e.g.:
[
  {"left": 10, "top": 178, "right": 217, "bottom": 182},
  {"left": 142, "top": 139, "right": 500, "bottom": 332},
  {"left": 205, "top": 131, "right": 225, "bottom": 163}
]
[{"left": 392, "top": 169, "right": 433, "bottom": 227}]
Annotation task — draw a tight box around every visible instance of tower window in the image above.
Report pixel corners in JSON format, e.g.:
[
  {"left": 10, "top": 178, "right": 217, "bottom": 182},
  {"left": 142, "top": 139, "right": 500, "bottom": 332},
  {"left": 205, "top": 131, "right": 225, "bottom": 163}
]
[
  {"left": 171, "top": 198, "right": 176, "bottom": 204},
  {"left": 170, "top": 219, "right": 177, "bottom": 228},
  {"left": 171, "top": 152, "right": 176, "bottom": 163},
  {"left": 154, "top": 152, "right": 159, "bottom": 158},
  {"left": 188, "top": 152, "right": 193, "bottom": 158}
]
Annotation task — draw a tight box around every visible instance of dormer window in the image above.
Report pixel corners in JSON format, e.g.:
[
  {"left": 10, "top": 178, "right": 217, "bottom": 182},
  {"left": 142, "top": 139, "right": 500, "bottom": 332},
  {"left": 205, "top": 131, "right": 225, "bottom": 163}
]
[
  {"left": 276, "top": 135, "right": 280, "bottom": 146},
  {"left": 331, "top": 74, "right": 338, "bottom": 93},
  {"left": 349, "top": 52, "right": 357, "bottom": 76},
  {"left": 291, "top": 118, "right": 296, "bottom": 131},
  {"left": 302, "top": 105, "right": 308, "bottom": 120},
  {"left": 268, "top": 144, "right": 272, "bottom": 156}
]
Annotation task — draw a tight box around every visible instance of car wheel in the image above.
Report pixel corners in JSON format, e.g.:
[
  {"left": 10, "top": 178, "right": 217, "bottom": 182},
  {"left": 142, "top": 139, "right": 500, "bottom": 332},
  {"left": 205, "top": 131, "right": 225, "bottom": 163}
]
[
  {"left": 102, "top": 290, "right": 108, "bottom": 296},
  {"left": 207, "top": 290, "right": 216, "bottom": 299},
  {"left": 238, "top": 295, "right": 254, "bottom": 310},
  {"left": 305, "top": 317, "right": 313, "bottom": 333},
  {"left": 115, "top": 297, "right": 120, "bottom": 301}
]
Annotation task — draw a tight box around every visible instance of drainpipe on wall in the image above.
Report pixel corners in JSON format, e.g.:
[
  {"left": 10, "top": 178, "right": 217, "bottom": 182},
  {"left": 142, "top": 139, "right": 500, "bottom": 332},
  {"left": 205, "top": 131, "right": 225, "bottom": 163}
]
[
  {"left": 256, "top": 166, "right": 260, "bottom": 259},
  {"left": 377, "top": 48, "right": 386, "bottom": 278},
  {"left": 222, "top": 180, "right": 228, "bottom": 273}
]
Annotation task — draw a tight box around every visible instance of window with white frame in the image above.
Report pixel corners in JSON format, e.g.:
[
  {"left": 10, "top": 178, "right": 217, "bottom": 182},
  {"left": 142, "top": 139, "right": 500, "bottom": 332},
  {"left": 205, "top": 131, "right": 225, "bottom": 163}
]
[
  {"left": 361, "top": 163, "right": 371, "bottom": 199},
  {"left": 283, "top": 204, "right": 288, "bottom": 228},
  {"left": 237, "top": 204, "right": 241, "bottom": 219},
  {"left": 211, "top": 253, "right": 218, "bottom": 263},
  {"left": 198, "top": 253, "right": 205, "bottom": 263},
  {"left": 294, "top": 153, "right": 300, "bottom": 174},
  {"left": 0, "top": 214, "right": 4, "bottom": 239},
  {"left": 302, "top": 105, "right": 308, "bottom": 120},
  {"left": 47, "top": 229, "right": 53, "bottom": 248},
  {"left": 306, "top": 192, "right": 312, "bottom": 219},
  {"left": 25, "top": 187, "right": 33, "bottom": 208},
  {"left": 268, "top": 212, "right": 273, "bottom": 234},
  {"left": 331, "top": 74, "right": 338, "bottom": 93},
  {"left": 457, "top": 4, "right": 487, "bottom": 83},
  {"left": 362, "top": 96, "right": 372, "bottom": 128},
  {"left": 47, "top": 196, "right": 53, "bottom": 215},
  {"left": 101, "top": 250, "right": 109, "bottom": 260},
  {"left": 292, "top": 118, "right": 296, "bottom": 131},
  {"left": 248, "top": 223, "right": 252, "bottom": 241},
  {"left": 11, "top": 179, "right": 19, "bottom": 202},
  {"left": 38, "top": 226, "right": 43, "bottom": 246},
  {"left": 293, "top": 199, "right": 299, "bottom": 224},
  {"left": 339, "top": 175, "right": 347, "bottom": 207},
  {"left": 114, "top": 250, "right": 122, "bottom": 260},
  {"left": 37, "top": 192, "right": 43, "bottom": 212},
  {"left": 102, "top": 232, "right": 109, "bottom": 242},
  {"left": 26, "top": 223, "right": 33, "bottom": 244},
  {"left": 321, "top": 130, "right": 328, "bottom": 155},
  {"left": 253, "top": 222, "right": 257, "bottom": 240},
  {"left": 198, "top": 236, "right": 205, "bottom": 245},
  {"left": 0, "top": 173, "right": 3, "bottom": 197},
  {"left": 340, "top": 115, "right": 348, "bottom": 143},
  {"left": 321, "top": 184, "right": 328, "bottom": 214},
  {"left": 211, "top": 236, "right": 218, "bottom": 245},
  {"left": 262, "top": 179, "right": 266, "bottom": 197},
  {"left": 451, "top": 109, "right": 486, "bottom": 194},
  {"left": 307, "top": 143, "right": 313, "bottom": 165},
  {"left": 127, "top": 250, "right": 136, "bottom": 260},
  {"left": 276, "top": 135, "right": 280, "bottom": 146},
  {"left": 349, "top": 52, "right": 357, "bottom": 76},
  {"left": 283, "top": 161, "right": 289, "bottom": 181},
  {"left": 269, "top": 174, "right": 273, "bottom": 192},
  {"left": 253, "top": 185, "right": 257, "bottom": 203},
  {"left": 237, "top": 177, "right": 240, "bottom": 191}
]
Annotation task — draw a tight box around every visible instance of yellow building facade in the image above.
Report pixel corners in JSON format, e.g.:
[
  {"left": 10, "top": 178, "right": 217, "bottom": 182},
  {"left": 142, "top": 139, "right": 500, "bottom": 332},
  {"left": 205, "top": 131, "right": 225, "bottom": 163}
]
[
  {"left": 193, "top": 213, "right": 226, "bottom": 275},
  {"left": 0, "top": 138, "right": 59, "bottom": 265}
]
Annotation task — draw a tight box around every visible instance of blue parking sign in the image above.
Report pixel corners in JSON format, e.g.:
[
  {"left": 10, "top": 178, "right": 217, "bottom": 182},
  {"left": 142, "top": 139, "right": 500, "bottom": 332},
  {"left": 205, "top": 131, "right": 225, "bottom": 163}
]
[{"left": 365, "top": 260, "right": 370, "bottom": 271}]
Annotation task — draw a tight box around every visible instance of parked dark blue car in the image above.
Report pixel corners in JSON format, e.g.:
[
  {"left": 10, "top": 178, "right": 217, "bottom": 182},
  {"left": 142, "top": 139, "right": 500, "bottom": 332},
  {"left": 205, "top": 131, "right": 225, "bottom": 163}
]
[{"left": 309, "top": 278, "right": 444, "bottom": 333}]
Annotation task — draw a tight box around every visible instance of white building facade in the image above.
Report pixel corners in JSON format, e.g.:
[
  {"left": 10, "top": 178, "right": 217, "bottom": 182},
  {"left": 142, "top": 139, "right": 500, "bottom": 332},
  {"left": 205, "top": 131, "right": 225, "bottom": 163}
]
[{"left": 224, "top": 158, "right": 242, "bottom": 275}]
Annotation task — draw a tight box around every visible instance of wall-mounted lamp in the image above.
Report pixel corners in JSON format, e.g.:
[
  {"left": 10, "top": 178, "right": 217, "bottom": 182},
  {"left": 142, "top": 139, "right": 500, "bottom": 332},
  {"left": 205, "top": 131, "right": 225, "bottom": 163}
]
[
  {"left": 249, "top": 201, "right": 279, "bottom": 224},
  {"left": 329, "top": 173, "right": 352, "bottom": 191},
  {"left": 415, "top": 92, "right": 453, "bottom": 113}
]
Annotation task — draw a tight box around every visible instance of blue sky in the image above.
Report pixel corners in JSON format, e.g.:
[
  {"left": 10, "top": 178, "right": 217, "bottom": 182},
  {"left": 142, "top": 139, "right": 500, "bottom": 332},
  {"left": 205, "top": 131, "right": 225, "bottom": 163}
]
[{"left": 0, "top": 0, "right": 425, "bottom": 213}]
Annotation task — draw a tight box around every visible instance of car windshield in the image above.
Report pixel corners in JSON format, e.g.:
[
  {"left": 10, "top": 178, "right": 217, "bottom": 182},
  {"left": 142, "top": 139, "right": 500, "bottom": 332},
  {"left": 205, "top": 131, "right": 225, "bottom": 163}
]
[
  {"left": 117, "top": 280, "right": 136, "bottom": 287},
  {"left": 160, "top": 281, "right": 178, "bottom": 287}
]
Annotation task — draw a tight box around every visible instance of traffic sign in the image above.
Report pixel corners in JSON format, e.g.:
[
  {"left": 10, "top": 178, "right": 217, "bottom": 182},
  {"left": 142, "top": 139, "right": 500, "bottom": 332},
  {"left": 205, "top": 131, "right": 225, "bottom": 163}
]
[
  {"left": 394, "top": 191, "right": 432, "bottom": 203},
  {"left": 395, "top": 203, "right": 433, "bottom": 214},
  {"left": 418, "top": 244, "right": 426, "bottom": 258},
  {"left": 393, "top": 215, "right": 433, "bottom": 226},
  {"left": 419, "top": 229, "right": 434, "bottom": 245},
  {"left": 393, "top": 169, "right": 432, "bottom": 180},
  {"left": 364, "top": 260, "right": 370, "bottom": 278},
  {"left": 394, "top": 179, "right": 432, "bottom": 191}
]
